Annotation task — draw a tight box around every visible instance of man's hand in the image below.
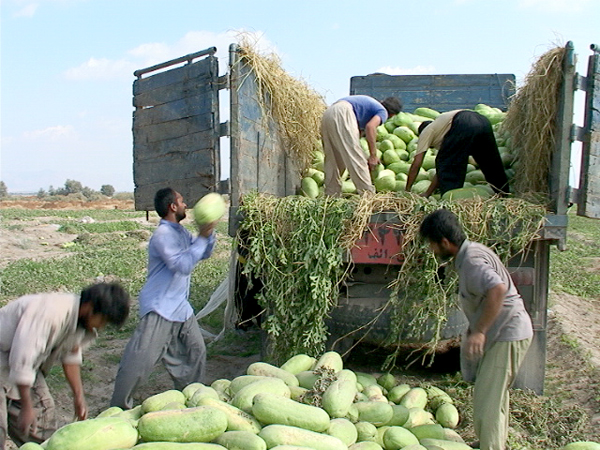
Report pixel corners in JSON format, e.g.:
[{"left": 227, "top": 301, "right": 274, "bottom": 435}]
[
  {"left": 73, "top": 394, "right": 88, "bottom": 421},
  {"left": 466, "top": 330, "right": 486, "bottom": 360},
  {"left": 367, "top": 154, "right": 380, "bottom": 171},
  {"left": 63, "top": 363, "right": 88, "bottom": 422},
  {"left": 17, "top": 403, "right": 36, "bottom": 438},
  {"left": 17, "top": 385, "right": 35, "bottom": 438},
  {"left": 198, "top": 221, "right": 216, "bottom": 238}
]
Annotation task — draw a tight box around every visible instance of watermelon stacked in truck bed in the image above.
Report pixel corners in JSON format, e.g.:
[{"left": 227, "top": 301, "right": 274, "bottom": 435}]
[{"left": 300, "top": 104, "right": 516, "bottom": 199}]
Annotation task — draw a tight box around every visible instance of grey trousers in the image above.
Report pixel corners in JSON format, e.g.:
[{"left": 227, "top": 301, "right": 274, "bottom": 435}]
[
  {"left": 0, "top": 373, "right": 56, "bottom": 450},
  {"left": 110, "top": 312, "right": 207, "bottom": 410}
]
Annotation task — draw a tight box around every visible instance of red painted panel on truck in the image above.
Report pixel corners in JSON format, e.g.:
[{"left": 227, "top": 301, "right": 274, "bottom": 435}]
[{"left": 350, "top": 222, "right": 404, "bottom": 265}]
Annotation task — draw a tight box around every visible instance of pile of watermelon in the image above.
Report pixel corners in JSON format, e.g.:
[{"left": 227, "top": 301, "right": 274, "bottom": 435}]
[
  {"left": 301, "top": 104, "right": 516, "bottom": 200},
  {"left": 26, "top": 350, "right": 600, "bottom": 450},
  {"left": 28, "top": 350, "right": 469, "bottom": 450}
]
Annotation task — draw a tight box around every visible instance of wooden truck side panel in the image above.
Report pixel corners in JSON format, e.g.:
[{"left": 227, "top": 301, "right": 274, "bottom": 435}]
[
  {"left": 133, "top": 50, "right": 221, "bottom": 211},
  {"left": 228, "top": 43, "right": 300, "bottom": 235}
]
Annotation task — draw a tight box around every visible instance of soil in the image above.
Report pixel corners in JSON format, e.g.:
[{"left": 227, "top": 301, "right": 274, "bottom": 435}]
[{"left": 1, "top": 197, "right": 599, "bottom": 449}]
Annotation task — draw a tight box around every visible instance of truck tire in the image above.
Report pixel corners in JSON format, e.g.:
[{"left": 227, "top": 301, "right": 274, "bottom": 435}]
[{"left": 325, "top": 296, "right": 468, "bottom": 347}]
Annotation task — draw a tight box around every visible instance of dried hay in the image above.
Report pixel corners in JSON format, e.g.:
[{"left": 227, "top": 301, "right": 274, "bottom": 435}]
[
  {"left": 236, "top": 33, "right": 326, "bottom": 173},
  {"left": 502, "top": 44, "right": 566, "bottom": 201}
]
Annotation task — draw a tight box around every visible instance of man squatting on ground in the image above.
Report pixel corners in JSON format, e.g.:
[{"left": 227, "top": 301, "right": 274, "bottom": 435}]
[
  {"left": 321, "top": 95, "right": 402, "bottom": 196},
  {"left": 0, "top": 282, "right": 130, "bottom": 449},
  {"left": 111, "top": 187, "right": 217, "bottom": 410},
  {"left": 420, "top": 209, "right": 533, "bottom": 450},
  {"left": 406, "top": 109, "right": 510, "bottom": 197}
]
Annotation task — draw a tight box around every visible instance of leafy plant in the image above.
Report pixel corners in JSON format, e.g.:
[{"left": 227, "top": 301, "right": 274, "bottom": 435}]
[{"left": 238, "top": 192, "right": 546, "bottom": 367}]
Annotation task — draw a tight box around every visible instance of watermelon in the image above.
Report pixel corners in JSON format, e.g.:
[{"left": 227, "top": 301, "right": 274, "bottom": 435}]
[
  {"left": 394, "top": 180, "right": 407, "bottom": 192},
  {"left": 193, "top": 193, "right": 226, "bottom": 225},
  {"left": 311, "top": 170, "right": 325, "bottom": 186},
  {"left": 376, "top": 125, "right": 389, "bottom": 141},
  {"left": 375, "top": 176, "right": 396, "bottom": 193},
  {"left": 411, "top": 180, "right": 431, "bottom": 195},
  {"left": 465, "top": 170, "right": 486, "bottom": 185},
  {"left": 422, "top": 154, "right": 436, "bottom": 171},
  {"left": 342, "top": 180, "right": 357, "bottom": 194},
  {"left": 384, "top": 120, "right": 397, "bottom": 133},
  {"left": 382, "top": 149, "right": 400, "bottom": 165},
  {"left": 441, "top": 187, "right": 484, "bottom": 201},
  {"left": 301, "top": 177, "right": 319, "bottom": 198},
  {"left": 392, "top": 112, "right": 414, "bottom": 127},
  {"left": 393, "top": 126, "right": 416, "bottom": 144},
  {"left": 396, "top": 149, "right": 410, "bottom": 161},
  {"left": 387, "top": 134, "right": 406, "bottom": 150},
  {"left": 413, "top": 107, "right": 440, "bottom": 119},
  {"left": 379, "top": 140, "right": 394, "bottom": 152}
]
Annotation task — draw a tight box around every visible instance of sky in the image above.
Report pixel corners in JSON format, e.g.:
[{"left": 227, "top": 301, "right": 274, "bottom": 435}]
[{"left": 1, "top": 0, "right": 598, "bottom": 194}]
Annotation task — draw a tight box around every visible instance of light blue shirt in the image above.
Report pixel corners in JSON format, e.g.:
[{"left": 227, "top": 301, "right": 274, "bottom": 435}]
[{"left": 138, "top": 219, "right": 216, "bottom": 322}]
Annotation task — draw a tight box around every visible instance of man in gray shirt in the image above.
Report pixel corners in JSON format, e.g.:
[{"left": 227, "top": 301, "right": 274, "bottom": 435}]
[{"left": 420, "top": 209, "right": 532, "bottom": 450}]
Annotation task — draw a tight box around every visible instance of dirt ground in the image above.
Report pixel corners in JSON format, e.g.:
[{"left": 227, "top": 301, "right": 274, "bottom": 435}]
[{"left": 1, "top": 197, "right": 599, "bottom": 449}]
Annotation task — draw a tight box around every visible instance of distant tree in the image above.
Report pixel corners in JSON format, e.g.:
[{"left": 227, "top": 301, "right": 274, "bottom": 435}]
[
  {"left": 48, "top": 185, "right": 56, "bottom": 196},
  {"left": 100, "top": 184, "right": 115, "bottom": 197},
  {"left": 37, "top": 188, "right": 47, "bottom": 199},
  {"left": 0, "top": 181, "right": 7, "bottom": 198},
  {"left": 63, "top": 179, "right": 83, "bottom": 195},
  {"left": 81, "top": 186, "right": 95, "bottom": 199}
]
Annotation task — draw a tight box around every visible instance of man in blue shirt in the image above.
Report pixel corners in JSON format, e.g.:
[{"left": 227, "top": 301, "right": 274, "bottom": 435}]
[
  {"left": 110, "top": 188, "right": 217, "bottom": 409},
  {"left": 321, "top": 95, "right": 402, "bottom": 196}
]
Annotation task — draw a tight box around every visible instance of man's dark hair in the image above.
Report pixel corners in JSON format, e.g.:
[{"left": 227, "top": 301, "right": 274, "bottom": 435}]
[
  {"left": 381, "top": 97, "right": 403, "bottom": 116},
  {"left": 80, "top": 282, "right": 130, "bottom": 327},
  {"left": 418, "top": 120, "right": 433, "bottom": 135},
  {"left": 154, "top": 187, "right": 177, "bottom": 218},
  {"left": 420, "top": 209, "right": 466, "bottom": 246}
]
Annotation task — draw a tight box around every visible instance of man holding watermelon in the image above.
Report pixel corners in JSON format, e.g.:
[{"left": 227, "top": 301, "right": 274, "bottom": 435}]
[
  {"left": 110, "top": 188, "right": 217, "bottom": 410},
  {"left": 321, "top": 95, "right": 402, "bottom": 196},
  {"left": 406, "top": 110, "right": 509, "bottom": 197},
  {"left": 420, "top": 209, "right": 533, "bottom": 450}
]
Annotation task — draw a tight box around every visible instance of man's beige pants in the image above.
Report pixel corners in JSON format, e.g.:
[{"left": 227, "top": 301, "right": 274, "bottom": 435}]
[
  {"left": 473, "top": 338, "right": 531, "bottom": 450},
  {"left": 321, "top": 101, "right": 375, "bottom": 196},
  {"left": 0, "top": 373, "right": 56, "bottom": 449}
]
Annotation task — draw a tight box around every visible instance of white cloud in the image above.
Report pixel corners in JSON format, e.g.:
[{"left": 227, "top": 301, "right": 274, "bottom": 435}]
[
  {"left": 64, "top": 28, "right": 277, "bottom": 82},
  {"left": 23, "top": 125, "right": 76, "bottom": 141},
  {"left": 13, "top": 3, "right": 38, "bottom": 17},
  {"left": 64, "top": 57, "right": 136, "bottom": 81},
  {"left": 9, "top": 0, "right": 86, "bottom": 18},
  {"left": 129, "top": 29, "right": 278, "bottom": 72},
  {"left": 376, "top": 65, "right": 436, "bottom": 76},
  {"left": 517, "top": 0, "right": 591, "bottom": 12}
]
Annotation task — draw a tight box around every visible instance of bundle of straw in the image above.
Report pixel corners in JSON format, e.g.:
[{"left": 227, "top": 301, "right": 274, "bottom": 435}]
[
  {"left": 237, "top": 34, "right": 326, "bottom": 173},
  {"left": 502, "top": 45, "right": 566, "bottom": 200}
]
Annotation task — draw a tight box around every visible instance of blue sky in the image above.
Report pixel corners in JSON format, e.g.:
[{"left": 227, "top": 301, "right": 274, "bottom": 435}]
[{"left": 1, "top": 0, "right": 597, "bottom": 193}]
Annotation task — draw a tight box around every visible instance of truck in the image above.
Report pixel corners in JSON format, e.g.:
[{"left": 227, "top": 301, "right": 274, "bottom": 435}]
[{"left": 132, "top": 41, "right": 599, "bottom": 394}]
